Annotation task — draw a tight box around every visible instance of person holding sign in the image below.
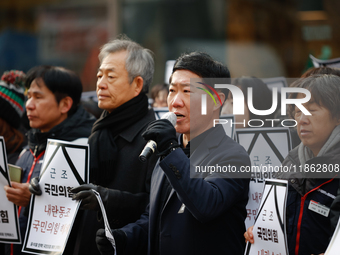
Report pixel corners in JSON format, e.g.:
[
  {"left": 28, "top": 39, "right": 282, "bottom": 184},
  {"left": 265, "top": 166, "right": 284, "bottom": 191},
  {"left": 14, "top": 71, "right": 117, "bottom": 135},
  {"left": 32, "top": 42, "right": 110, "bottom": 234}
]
[
  {"left": 245, "top": 74, "right": 340, "bottom": 255},
  {"left": 95, "top": 52, "right": 251, "bottom": 255},
  {"left": 4, "top": 65, "right": 95, "bottom": 255}
]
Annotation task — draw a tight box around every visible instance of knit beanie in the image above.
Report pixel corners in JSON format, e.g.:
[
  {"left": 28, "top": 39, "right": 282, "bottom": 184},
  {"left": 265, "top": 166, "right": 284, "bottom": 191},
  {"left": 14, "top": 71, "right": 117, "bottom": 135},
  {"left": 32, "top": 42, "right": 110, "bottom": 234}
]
[{"left": 0, "top": 70, "right": 26, "bottom": 129}]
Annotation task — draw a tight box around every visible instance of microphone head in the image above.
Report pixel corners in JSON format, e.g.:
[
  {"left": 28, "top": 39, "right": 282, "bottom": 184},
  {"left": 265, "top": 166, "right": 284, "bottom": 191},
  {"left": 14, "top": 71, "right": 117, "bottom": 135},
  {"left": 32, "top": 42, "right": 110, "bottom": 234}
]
[{"left": 161, "top": 112, "right": 177, "bottom": 127}]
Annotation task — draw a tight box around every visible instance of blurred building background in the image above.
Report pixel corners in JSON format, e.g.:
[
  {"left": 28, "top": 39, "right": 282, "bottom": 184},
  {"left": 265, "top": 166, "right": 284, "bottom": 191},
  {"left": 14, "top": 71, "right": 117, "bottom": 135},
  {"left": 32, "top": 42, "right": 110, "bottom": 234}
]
[{"left": 0, "top": 0, "right": 339, "bottom": 91}]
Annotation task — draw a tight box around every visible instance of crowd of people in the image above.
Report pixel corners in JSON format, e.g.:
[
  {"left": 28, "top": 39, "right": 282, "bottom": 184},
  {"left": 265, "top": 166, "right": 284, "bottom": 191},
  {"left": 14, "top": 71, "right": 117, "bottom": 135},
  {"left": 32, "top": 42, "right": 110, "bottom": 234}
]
[{"left": 1, "top": 35, "right": 340, "bottom": 255}]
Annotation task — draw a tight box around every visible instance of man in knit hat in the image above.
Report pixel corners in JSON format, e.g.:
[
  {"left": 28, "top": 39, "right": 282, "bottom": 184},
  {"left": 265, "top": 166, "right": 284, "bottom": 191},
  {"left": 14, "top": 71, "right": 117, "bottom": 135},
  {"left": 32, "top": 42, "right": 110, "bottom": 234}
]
[{"left": 0, "top": 70, "right": 26, "bottom": 163}]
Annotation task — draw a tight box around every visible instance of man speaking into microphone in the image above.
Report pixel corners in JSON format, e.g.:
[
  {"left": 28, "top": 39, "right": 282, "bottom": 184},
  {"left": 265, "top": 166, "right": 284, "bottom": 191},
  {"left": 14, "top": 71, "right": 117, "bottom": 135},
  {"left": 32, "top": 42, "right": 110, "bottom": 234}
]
[{"left": 96, "top": 52, "right": 251, "bottom": 255}]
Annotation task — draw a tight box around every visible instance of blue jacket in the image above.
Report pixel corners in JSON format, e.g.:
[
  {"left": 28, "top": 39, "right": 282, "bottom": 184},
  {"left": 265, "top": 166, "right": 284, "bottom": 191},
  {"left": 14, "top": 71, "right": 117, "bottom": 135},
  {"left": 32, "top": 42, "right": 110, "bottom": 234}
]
[{"left": 121, "top": 125, "right": 251, "bottom": 255}]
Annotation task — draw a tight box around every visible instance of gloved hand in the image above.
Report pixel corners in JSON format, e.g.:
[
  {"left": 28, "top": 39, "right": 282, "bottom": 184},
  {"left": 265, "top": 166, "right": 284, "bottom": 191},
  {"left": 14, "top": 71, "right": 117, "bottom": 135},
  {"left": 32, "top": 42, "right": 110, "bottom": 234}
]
[
  {"left": 96, "top": 229, "right": 115, "bottom": 255},
  {"left": 96, "top": 228, "right": 127, "bottom": 255},
  {"left": 29, "top": 177, "right": 42, "bottom": 196},
  {"left": 71, "top": 184, "right": 109, "bottom": 211},
  {"left": 142, "top": 119, "right": 178, "bottom": 154}
]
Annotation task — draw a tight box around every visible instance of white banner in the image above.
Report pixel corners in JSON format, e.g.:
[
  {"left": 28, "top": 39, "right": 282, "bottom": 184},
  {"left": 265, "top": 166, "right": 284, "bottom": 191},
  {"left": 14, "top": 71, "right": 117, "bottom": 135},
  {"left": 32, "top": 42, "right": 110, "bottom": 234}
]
[
  {"left": 245, "top": 179, "right": 288, "bottom": 255},
  {"left": 325, "top": 216, "right": 340, "bottom": 255},
  {"left": 0, "top": 136, "right": 21, "bottom": 244},
  {"left": 92, "top": 189, "right": 117, "bottom": 255},
  {"left": 261, "top": 77, "right": 287, "bottom": 91},
  {"left": 310, "top": 54, "right": 340, "bottom": 68},
  {"left": 235, "top": 128, "right": 292, "bottom": 229},
  {"left": 22, "top": 139, "right": 89, "bottom": 255}
]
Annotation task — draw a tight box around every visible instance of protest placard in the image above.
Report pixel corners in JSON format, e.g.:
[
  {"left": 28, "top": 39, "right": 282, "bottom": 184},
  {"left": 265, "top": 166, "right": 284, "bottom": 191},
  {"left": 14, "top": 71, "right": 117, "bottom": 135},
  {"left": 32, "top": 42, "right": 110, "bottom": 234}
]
[
  {"left": 245, "top": 179, "right": 288, "bottom": 255},
  {"left": 164, "top": 60, "right": 175, "bottom": 84},
  {"left": 22, "top": 139, "right": 89, "bottom": 255},
  {"left": 154, "top": 107, "right": 169, "bottom": 119},
  {"left": 262, "top": 77, "right": 287, "bottom": 91},
  {"left": 0, "top": 136, "right": 21, "bottom": 244},
  {"left": 325, "top": 216, "right": 340, "bottom": 255},
  {"left": 310, "top": 54, "right": 340, "bottom": 68},
  {"left": 92, "top": 189, "right": 117, "bottom": 255},
  {"left": 235, "top": 128, "right": 292, "bottom": 229}
]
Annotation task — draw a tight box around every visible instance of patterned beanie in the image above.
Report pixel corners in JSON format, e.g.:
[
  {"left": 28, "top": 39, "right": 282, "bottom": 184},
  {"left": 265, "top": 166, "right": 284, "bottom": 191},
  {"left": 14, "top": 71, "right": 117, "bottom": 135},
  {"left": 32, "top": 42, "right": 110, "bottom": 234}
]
[{"left": 0, "top": 70, "right": 26, "bottom": 129}]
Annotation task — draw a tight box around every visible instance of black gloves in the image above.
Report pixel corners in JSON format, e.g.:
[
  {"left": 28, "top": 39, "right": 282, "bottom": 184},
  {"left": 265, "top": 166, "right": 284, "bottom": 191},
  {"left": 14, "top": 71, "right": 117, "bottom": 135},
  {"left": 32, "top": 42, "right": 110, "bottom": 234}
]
[
  {"left": 29, "top": 177, "right": 42, "bottom": 195},
  {"left": 71, "top": 184, "right": 109, "bottom": 211},
  {"left": 96, "top": 228, "right": 127, "bottom": 255},
  {"left": 142, "top": 119, "right": 178, "bottom": 155}
]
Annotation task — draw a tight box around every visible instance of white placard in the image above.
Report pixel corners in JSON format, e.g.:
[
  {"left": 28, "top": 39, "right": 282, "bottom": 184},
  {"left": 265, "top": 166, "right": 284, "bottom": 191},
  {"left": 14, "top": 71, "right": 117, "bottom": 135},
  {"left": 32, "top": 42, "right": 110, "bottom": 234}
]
[
  {"left": 164, "top": 60, "right": 175, "bottom": 84},
  {"left": 245, "top": 179, "right": 288, "bottom": 255},
  {"left": 153, "top": 107, "right": 169, "bottom": 120},
  {"left": 22, "top": 139, "right": 89, "bottom": 255},
  {"left": 262, "top": 77, "right": 287, "bottom": 91},
  {"left": 325, "top": 216, "right": 340, "bottom": 255},
  {"left": 310, "top": 54, "right": 340, "bottom": 68},
  {"left": 0, "top": 136, "right": 21, "bottom": 244},
  {"left": 92, "top": 189, "right": 117, "bottom": 255},
  {"left": 81, "top": 91, "right": 98, "bottom": 102},
  {"left": 235, "top": 128, "right": 292, "bottom": 229}
]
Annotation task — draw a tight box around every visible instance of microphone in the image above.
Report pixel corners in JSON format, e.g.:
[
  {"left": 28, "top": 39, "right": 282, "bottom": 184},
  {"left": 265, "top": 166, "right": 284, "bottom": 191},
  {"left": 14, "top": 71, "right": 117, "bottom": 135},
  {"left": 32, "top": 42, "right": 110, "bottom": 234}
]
[{"left": 139, "top": 112, "right": 177, "bottom": 162}]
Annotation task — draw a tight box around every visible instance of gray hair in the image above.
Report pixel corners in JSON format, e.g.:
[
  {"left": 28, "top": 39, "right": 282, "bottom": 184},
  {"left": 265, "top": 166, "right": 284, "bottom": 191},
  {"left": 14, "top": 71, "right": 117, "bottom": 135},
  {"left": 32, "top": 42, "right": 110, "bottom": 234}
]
[
  {"left": 98, "top": 35, "right": 154, "bottom": 93},
  {"left": 288, "top": 74, "right": 340, "bottom": 120}
]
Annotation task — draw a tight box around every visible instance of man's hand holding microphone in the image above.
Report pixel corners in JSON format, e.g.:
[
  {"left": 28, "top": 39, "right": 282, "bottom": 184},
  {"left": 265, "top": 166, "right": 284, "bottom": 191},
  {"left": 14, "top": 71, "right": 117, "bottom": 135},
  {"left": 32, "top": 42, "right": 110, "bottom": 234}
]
[{"left": 139, "top": 112, "right": 178, "bottom": 161}]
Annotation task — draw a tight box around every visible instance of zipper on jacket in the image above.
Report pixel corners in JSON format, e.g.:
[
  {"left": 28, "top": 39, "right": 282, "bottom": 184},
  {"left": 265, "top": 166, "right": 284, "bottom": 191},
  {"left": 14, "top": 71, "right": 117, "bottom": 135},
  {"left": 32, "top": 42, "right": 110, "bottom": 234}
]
[
  {"left": 33, "top": 145, "right": 38, "bottom": 156},
  {"left": 17, "top": 150, "right": 44, "bottom": 216}
]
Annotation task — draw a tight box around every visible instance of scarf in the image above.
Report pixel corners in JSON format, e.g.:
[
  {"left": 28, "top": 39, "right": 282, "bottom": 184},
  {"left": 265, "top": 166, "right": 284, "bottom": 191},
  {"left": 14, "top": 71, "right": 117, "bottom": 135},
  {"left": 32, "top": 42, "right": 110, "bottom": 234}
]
[
  {"left": 298, "top": 124, "right": 340, "bottom": 167},
  {"left": 88, "top": 93, "right": 149, "bottom": 185}
]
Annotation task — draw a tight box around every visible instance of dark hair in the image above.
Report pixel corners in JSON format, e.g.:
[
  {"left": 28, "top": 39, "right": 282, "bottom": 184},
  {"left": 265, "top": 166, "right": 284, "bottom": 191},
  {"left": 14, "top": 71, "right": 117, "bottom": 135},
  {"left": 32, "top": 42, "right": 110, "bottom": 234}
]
[
  {"left": 301, "top": 66, "right": 340, "bottom": 78},
  {"left": 25, "top": 66, "right": 83, "bottom": 116},
  {"left": 0, "top": 118, "right": 24, "bottom": 154},
  {"left": 288, "top": 74, "right": 340, "bottom": 120},
  {"left": 169, "top": 52, "right": 230, "bottom": 100},
  {"left": 232, "top": 76, "right": 275, "bottom": 125}
]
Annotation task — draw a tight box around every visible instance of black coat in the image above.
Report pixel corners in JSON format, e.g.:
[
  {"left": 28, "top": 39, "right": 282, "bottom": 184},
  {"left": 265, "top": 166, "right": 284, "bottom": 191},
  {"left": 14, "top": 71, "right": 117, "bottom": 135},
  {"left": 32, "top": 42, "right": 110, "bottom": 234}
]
[
  {"left": 122, "top": 125, "right": 251, "bottom": 255},
  {"left": 69, "top": 109, "right": 158, "bottom": 255}
]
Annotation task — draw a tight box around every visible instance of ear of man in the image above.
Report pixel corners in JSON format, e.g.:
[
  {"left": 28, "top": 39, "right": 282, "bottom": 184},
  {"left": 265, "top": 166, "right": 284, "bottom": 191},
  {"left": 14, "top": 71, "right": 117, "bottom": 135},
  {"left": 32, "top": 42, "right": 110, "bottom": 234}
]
[
  {"left": 132, "top": 76, "right": 144, "bottom": 96},
  {"left": 213, "top": 91, "right": 226, "bottom": 111},
  {"left": 59, "top": 96, "right": 74, "bottom": 115}
]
